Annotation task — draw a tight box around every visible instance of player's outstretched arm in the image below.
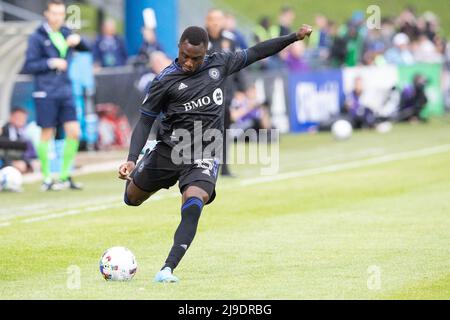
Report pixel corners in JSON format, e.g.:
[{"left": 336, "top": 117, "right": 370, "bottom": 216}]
[
  {"left": 118, "top": 114, "right": 156, "bottom": 180},
  {"left": 245, "top": 24, "right": 313, "bottom": 65}
]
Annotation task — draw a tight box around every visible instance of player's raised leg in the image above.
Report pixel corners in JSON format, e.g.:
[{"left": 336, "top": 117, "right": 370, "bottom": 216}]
[
  {"left": 124, "top": 179, "right": 154, "bottom": 206},
  {"left": 154, "top": 185, "right": 209, "bottom": 283}
]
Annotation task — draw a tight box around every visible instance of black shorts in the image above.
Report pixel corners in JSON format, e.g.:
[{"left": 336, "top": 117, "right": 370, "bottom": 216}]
[
  {"left": 131, "top": 143, "right": 220, "bottom": 204},
  {"left": 34, "top": 97, "right": 78, "bottom": 128}
]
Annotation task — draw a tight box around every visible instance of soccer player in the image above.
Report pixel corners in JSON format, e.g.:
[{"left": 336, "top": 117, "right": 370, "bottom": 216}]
[
  {"left": 118, "top": 24, "right": 313, "bottom": 283},
  {"left": 23, "top": 0, "right": 89, "bottom": 191}
]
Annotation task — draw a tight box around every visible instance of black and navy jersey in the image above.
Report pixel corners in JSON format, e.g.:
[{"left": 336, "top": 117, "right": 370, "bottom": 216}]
[{"left": 140, "top": 50, "right": 249, "bottom": 160}]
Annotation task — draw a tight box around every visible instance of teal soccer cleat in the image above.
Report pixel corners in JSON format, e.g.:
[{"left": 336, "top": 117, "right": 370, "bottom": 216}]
[{"left": 154, "top": 267, "right": 179, "bottom": 283}]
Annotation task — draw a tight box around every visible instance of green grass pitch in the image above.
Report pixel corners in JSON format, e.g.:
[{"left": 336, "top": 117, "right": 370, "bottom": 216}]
[{"left": 1, "top": 118, "right": 450, "bottom": 299}]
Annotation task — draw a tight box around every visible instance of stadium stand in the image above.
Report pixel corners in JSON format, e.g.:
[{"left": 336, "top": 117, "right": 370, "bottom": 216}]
[{"left": 0, "top": 21, "right": 39, "bottom": 125}]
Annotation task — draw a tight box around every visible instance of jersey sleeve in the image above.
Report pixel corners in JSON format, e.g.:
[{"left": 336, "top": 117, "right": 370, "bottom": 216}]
[
  {"left": 219, "top": 49, "right": 249, "bottom": 76},
  {"left": 140, "top": 78, "right": 167, "bottom": 117}
]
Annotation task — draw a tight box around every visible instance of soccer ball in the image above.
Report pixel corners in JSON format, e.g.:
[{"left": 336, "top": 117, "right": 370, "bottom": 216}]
[
  {"left": 0, "top": 166, "right": 23, "bottom": 192},
  {"left": 375, "top": 121, "right": 393, "bottom": 134},
  {"left": 331, "top": 120, "right": 353, "bottom": 141},
  {"left": 99, "top": 247, "right": 137, "bottom": 281}
]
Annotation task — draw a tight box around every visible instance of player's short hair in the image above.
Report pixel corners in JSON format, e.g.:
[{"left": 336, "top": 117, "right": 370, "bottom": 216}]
[
  {"left": 11, "top": 106, "right": 27, "bottom": 114},
  {"left": 281, "top": 5, "right": 294, "bottom": 14},
  {"left": 46, "top": 0, "right": 65, "bottom": 9},
  {"left": 179, "top": 26, "right": 209, "bottom": 47},
  {"left": 207, "top": 8, "right": 223, "bottom": 15}
]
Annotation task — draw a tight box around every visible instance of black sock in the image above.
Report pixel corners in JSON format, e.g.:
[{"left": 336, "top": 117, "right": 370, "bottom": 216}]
[{"left": 163, "top": 197, "right": 203, "bottom": 271}]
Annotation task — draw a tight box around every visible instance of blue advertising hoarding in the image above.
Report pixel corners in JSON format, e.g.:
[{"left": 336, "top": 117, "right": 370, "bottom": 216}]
[{"left": 288, "top": 69, "right": 344, "bottom": 132}]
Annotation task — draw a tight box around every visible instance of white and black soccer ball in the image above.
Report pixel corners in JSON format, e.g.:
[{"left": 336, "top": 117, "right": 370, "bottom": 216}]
[
  {"left": 0, "top": 166, "right": 23, "bottom": 192},
  {"left": 331, "top": 120, "right": 353, "bottom": 141},
  {"left": 99, "top": 246, "right": 137, "bottom": 281}
]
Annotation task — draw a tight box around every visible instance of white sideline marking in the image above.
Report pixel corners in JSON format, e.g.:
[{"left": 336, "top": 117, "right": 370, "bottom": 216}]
[
  {"left": 21, "top": 205, "right": 122, "bottom": 223},
  {"left": 22, "top": 160, "right": 123, "bottom": 184},
  {"left": 2, "top": 144, "right": 450, "bottom": 227},
  {"left": 18, "top": 192, "right": 179, "bottom": 224},
  {"left": 240, "top": 144, "right": 450, "bottom": 186},
  {"left": 0, "top": 196, "right": 120, "bottom": 221}
]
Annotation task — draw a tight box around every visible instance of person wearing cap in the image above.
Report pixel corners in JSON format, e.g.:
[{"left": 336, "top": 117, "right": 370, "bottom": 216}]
[{"left": 385, "top": 33, "right": 415, "bottom": 65}]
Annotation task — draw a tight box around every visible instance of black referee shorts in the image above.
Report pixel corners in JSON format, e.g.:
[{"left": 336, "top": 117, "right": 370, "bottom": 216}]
[{"left": 130, "top": 143, "right": 220, "bottom": 204}]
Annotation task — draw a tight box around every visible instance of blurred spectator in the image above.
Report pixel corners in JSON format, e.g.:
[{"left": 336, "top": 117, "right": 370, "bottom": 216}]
[
  {"left": 0, "top": 107, "right": 36, "bottom": 173},
  {"left": 397, "top": 74, "right": 428, "bottom": 122},
  {"left": 285, "top": 41, "right": 309, "bottom": 72},
  {"left": 412, "top": 33, "right": 442, "bottom": 63},
  {"left": 224, "top": 12, "right": 248, "bottom": 50},
  {"left": 137, "top": 27, "right": 164, "bottom": 66},
  {"left": 344, "top": 77, "right": 376, "bottom": 128},
  {"left": 328, "top": 21, "right": 348, "bottom": 67},
  {"left": 380, "top": 17, "right": 396, "bottom": 49},
  {"left": 309, "top": 14, "right": 329, "bottom": 49},
  {"left": 384, "top": 33, "right": 415, "bottom": 65},
  {"left": 205, "top": 8, "right": 246, "bottom": 176},
  {"left": 250, "top": 7, "right": 446, "bottom": 69},
  {"left": 96, "top": 103, "right": 131, "bottom": 150},
  {"left": 422, "top": 11, "right": 439, "bottom": 41},
  {"left": 362, "top": 29, "right": 387, "bottom": 66},
  {"left": 136, "top": 51, "right": 172, "bottom": 93},
  {"left": 253, "top": 16, "right": 276, "bottom": 43},
  {"left": 343, "top": 22, "right": 365, "bottom": 67},
  {"left": 93, "top": 19, "right": 128, "bottom": 68},
  {"left": 253, "top": 16, "right": 282, "bottom": 70},
  {"left": 229, "top": 86, "right": 272, "bottom": 141},
  {"left": 305, "top": 14, "right": 330, "bottom": 68},
  {"left": 273, "top": 6, "right": 296, "bottom": 37},
  {"left": 397, "top": 7, "right": 420, "bottom": 42}
]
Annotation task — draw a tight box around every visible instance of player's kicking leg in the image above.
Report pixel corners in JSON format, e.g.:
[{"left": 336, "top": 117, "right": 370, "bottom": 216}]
[
  {"left": 124, "top": 179, "right": 154, "bottom": 206},
  {"left": 154, "top": 184, "right": 212, "bottom": 283}
]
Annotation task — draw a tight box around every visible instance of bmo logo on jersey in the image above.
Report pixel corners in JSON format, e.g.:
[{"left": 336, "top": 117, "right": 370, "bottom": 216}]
[{"left": 183, "top": 88, "right": 224, "bottom": 111}]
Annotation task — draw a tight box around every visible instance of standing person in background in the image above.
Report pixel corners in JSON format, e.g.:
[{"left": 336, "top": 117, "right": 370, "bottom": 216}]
[
  {"left": 309, "top": 14, "right": 329, "bottom": 49},
  {"left": 205, "top": 8, "right": 246, "bottom": 177},
  {"left": 136, "top": 51, "right": 172, "bottom": 93},
  {"left": 224, "top": 12, "right": 248, "bottom": 50},
  {"left": 253, "top": 16, "right": 276, "bottom": 44},
  {"left": 23, "top": 0, "right": 89, "bottom": 191},
  {"left": 253, "top": 16, "right": 279, "bottom": 70},
  {"left": 268, "top": 6, "right": 297, "bottom": 69},
  {"left": 137, "top": 27, "right": 164, "bottom": 66},
  {"left": 272, "top": 6, "right": 296, "bottom": 37},
  {"left": 93, "top": 19, "right": 128, "bottom": 68},
  {"left": 344, "top": 21, "right": 364, "bottom": 67}
]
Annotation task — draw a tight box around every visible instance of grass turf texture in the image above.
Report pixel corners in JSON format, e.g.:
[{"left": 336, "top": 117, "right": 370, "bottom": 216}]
[{"left": 1, "top": 117, "right": 450, "bottom": 299}]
